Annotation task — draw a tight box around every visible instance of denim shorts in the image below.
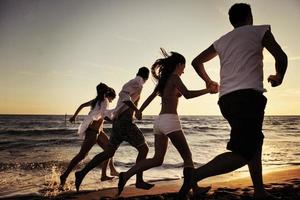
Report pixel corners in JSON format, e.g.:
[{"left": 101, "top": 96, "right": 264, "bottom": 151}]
[{"left": 218, "top": 89, "right": 267, "bottom": 160}]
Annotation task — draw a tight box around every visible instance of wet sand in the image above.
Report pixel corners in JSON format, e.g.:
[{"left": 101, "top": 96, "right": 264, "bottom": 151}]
[{"left": 2, "top": 166, "right": 299, "bottom": 200}]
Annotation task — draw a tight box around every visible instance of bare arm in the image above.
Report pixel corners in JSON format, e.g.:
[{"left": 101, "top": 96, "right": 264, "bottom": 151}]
[
  {"left": 172, "top": 75, "right": 210, "bottom": 99},
  {"left": 69, "top": 100, "right": 93, "bottom": 123},
  {"left": 262, "top": 30, "right": 288, "bottom": 87},
  {"left": 192, "top": 44, "right": 219, "bottom": 92},
  {"left": 139, "top": 90, "right": 158, "bottom": 112},
  {"left": 123, "top": 100, "right": 139, "bottom": 113},
  {"left": 133, "top": 90, "right": 158, "bottom": 120}
]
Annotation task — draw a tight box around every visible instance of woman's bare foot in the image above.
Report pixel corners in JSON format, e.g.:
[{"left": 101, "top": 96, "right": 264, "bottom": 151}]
[
  {"left": 59, "top": 174, "right": 66, "bottom": 188},
  {"left": 101, "top": 175, "right": 115, "bottom": 181},
  {"left": 75, "top": 171, "right": 84, "bottom": 192},
  {"left": 110, "top": 170, "right": 120, "bottom": 177},
  {"left": 117, "top": 172, "right": 127, "bottom": 195}
]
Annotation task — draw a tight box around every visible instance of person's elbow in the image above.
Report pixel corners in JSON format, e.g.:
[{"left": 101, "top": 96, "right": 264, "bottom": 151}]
[
  {"left": 182, "top": 92, "right": 192, "bottom": 99},
  {"left": 282, "top": 52, "right": 288, "bottom": 66},
  {"left": 191, "top": 58, "right": 199, "bottom": 69},
  {"left": 277, "top": 51, "right": 288, "bottom": 67}
]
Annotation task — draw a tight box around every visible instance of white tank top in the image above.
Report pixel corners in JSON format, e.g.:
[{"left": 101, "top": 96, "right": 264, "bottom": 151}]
[{"left": 213, "top": 25, "right": 270, "bottom": 97}]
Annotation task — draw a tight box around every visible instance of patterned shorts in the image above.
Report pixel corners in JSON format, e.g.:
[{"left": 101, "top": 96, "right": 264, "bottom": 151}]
[{"left": 109, "top": 118, "right": 146, "bottom": 148}]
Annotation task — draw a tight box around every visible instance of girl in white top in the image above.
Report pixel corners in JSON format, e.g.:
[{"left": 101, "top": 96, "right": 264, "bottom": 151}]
[
  {"left": 117, "top": 50, "right": 215, "bottom": 195},
  {"left": 60, "top": 83, "right": 119, "bottom": 188}
]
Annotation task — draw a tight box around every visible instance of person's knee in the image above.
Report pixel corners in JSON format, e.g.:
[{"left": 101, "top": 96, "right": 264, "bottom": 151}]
[
  {"left": 138, "top": 143, "right": 149, "bottom": 155},
  {"left": 152, "top": 156, "right": 164, "bottom": 167},
  {"left": 77, "top": 152, "right": 87, "bottom": 160},
  {"left": 105, "top": 147, "right": 116, "bottom": 158}
]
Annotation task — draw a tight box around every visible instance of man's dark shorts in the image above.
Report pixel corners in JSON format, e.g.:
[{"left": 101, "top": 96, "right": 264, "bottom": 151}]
[
  {"left": 218, "top": 89, "right": 267, "bottom": 161},
  {"left": 109, "top": 117, "right": 146, "bottom": 148}
]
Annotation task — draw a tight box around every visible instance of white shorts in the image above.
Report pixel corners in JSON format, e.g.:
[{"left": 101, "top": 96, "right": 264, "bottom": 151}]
[{"left": 153, "top": 114, "right": 182, "bottom": 135}]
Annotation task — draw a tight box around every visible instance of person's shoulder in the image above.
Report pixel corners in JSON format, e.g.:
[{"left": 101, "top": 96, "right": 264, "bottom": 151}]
[
  {"left": 253, "top": 25, "right": 271, "bottom": 31},
  {"left": 213, "top": 29, "right": 235, "bottom": 48}
]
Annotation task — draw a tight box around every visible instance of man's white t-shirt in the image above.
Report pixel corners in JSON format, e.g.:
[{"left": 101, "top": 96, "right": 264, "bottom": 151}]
[{"left": 213, "top": 25, "right": 270, "bottom": 97}]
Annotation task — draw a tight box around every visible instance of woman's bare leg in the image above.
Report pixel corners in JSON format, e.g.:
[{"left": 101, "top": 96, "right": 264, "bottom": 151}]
[
  {"left": 168, "top": 130, "right": 211, "bottom": 195},
  {"left": 60, "top": 131, "right": 96, "bottom": 187},
  {"left": 118, "top": 134, "right": 169, "bottom": 194}
]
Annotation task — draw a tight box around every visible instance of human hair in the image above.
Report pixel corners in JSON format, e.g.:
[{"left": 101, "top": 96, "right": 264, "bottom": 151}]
[
  {"left": 151, "top": 51, "right": 185, "bottom": 96},
  {"left": 105, "top": 87, "right": 116, "bottom": 99},
  {"left": 228, "top": 3, "right": 252, "bottom": 27},
  {"left": 91, "top": 83, "right": 109, "bottom": 109},
  {"left": 136, "top": 67, "right": 150, "bottom": 80}
]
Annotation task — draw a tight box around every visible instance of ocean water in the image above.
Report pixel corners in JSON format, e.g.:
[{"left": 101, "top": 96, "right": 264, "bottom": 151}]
[{"left": 0, "top": 115, "right": 299, "bottom": 198}]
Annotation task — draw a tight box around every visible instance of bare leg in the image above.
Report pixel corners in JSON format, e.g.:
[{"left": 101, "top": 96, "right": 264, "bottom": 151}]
[
  {"left": 60, "top": 131, "right": 96, "bottom": 187},
  {"left": 75, "top": 145, "right": 117, "bottom": 192},
  {"left": 134, "top": 143, "right": 155, "bottom": 190},
  {"left": 109, "top": 157, "right": 119, "bottom": 176},
  {"left": 97, "top": 132, "right": 117, "bottom": 180},
  {"left": 118, "top": 134, "right": 168, "bottom": 195},
  {"left": 248, "top": 146, "right": 269, "bottom": 198},
  {"left": 168, "top": 131, "right": 210, "bottom": 196},
  {"left": 168, "top": 130, "right": 194, "bottom": 168}
]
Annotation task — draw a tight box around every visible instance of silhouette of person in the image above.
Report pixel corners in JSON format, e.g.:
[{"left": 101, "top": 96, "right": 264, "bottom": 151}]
[
  {"left": 179, "top": 3, "right": 287, "bottom": 199},
  {"left": 117, "top": 50, "right": 214, "bottom": 196},
  {"left": 60, "top": 84, "right": 119, "bottom": 188},
  {"left": 74, "top": 67, "right": 154, "bottom": 192}
]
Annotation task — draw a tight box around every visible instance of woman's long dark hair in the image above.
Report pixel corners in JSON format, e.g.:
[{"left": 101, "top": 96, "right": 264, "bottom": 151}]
[
  {"left": 151, "top": 50, "right": 185, "bottom": 96},
  {"left": 105, "top": 87, "right": 116, "bottom": 99},
  {"left": 91, "top": 83, "right": 109, "bottom": 109}
]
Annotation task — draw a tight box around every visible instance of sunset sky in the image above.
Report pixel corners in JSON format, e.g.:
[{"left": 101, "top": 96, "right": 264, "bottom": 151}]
[{"left": 0, "top": 0, "right": 299, "bottom": 115}]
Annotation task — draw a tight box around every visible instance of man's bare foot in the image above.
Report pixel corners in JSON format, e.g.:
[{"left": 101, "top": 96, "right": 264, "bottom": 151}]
[
  {"left": 254, "top": 191, "right": 281, "bottom": 200},
  {"left": 101, "top": 175, "right": 115, "bottom": 181},
  {"left": 135, "top": 181, "right": 154, "bottom": 190},
  {"left": 193, "top": 186, "right": 211, "bottom": 196}
]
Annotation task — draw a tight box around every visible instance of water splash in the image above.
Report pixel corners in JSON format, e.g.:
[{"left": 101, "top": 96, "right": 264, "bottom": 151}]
[{"left": 43, "top": 165, "right": 72, "bottom": 197}]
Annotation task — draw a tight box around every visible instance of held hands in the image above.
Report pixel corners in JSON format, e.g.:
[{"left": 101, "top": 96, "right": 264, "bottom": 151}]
[
  {"left": 206, "top": 81, "right": 219, "bottom": 94},
  {"left": 69, "top": 116, "right": 76, "bottom": 123},
  {"left": 268, "top": 74, "right": 283, "bottom": 87},
  {"left": 104, "top": 116, "right": 113, "bottom": 123},
  {"left": 135, "top": 110, "right": 143, "bottom": 120}
]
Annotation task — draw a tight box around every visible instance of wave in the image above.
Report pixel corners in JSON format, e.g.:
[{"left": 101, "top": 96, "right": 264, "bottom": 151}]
[
  {"left": 0, "top": 127, "right": 155, "bottom": 136},
  {"left": 0, "top": 138, "right": 80, "bottom": 151},
  {"left": 0, "top": 129, "right": 75, "bottom": 136}
]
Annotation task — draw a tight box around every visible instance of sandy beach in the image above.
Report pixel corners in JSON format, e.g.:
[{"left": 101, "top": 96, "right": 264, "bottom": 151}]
[{"left": 2, "top": 166, "right": 299, "bottom": 200}]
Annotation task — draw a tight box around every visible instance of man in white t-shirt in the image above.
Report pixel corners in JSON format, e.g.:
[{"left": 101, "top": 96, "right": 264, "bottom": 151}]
[
  {"left": 179, "top": 3, "right": 287, "bottom": 199},
  {"left": 74, "top": 67, "right": 154, "bottom": 192}
]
